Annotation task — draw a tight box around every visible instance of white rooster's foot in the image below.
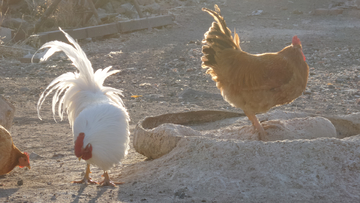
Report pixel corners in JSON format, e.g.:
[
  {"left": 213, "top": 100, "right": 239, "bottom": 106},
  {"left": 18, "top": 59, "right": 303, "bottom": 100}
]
[
  {"left": 98, "top": 180, "right": 121, "bottom": 187},
  {"left": 98, "top": 171, "right": 124, "bottom": 187},
  {"left": 72, "top": 177, "right": 98, "bottom": 185},
  {"left": 72, "top": 164, "right": 98, "bottom": 185}
]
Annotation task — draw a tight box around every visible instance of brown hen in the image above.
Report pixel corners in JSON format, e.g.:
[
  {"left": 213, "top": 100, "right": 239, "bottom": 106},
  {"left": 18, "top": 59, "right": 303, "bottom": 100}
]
[
  {"left": 0, "top": 125, "right": 30, "bottom": 179},
  {"left": 201, "top": 5, "right": 309, "bottom": 140}
]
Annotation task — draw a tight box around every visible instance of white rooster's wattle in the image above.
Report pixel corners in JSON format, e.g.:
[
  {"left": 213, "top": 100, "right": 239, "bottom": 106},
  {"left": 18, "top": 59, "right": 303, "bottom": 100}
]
[{"left": 37, "top": 28, "right": 130, "bottom": 186}]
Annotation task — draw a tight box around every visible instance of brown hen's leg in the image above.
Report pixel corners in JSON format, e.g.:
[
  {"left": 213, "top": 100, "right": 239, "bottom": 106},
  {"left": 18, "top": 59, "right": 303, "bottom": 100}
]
[
  {"left": 99, "top": 171, "right": 124, "bottom": 187},
  {"left": 72, "top": 164, "right": 98, "bottom": 185},
  {"left": 245, "top": 112, "right": 266, "bottom": 140}
]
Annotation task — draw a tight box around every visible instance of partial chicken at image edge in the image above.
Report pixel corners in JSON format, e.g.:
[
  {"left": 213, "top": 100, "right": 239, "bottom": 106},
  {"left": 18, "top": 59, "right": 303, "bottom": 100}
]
[
  {"left": 36, "top": 28, "right": 130, "bottom": 187},
  {"left": 201, "top": 5, "right": 309, "bottom": 140},
  {"left": 0, "top": 125, "right": 30, "bottom": 186}
]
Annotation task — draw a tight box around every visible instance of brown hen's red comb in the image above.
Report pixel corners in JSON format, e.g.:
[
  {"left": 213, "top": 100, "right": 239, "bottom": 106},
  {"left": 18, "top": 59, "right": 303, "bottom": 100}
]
[
  {"left": 292, "top": 35, "right": 301, "bottom": 46},
  {"left": 25, "top": 152, "right": 30, "bottom": 162}
]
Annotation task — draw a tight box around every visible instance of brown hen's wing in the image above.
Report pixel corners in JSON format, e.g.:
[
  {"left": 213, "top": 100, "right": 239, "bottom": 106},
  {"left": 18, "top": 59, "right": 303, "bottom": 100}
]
[
  {"left": 0, "top": 125, "right": 13, "bottom": 175},
  {"left": 215, "top": 49, "right": 294, "bottom": 92}
]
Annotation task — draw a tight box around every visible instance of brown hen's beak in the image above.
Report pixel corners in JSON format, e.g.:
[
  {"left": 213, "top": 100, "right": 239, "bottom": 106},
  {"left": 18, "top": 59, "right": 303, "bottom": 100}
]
[
  {"left": 26, "top": 165, "right": 31, "bottom": 169},
  {"left": 78, "top": 157, "right": 82, "bottom": 161}
]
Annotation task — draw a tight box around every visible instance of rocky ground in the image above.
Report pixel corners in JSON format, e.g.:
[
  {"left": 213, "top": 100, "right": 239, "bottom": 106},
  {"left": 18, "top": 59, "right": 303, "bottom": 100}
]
[{"left": 1, "top": 0, "right": 360, "bottom": 202}]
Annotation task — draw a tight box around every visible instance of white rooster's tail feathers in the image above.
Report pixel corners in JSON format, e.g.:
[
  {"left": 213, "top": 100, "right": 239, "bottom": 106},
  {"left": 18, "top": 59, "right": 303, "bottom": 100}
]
[{"left": 37, "top": 28, "right": 124, "bottom": 126}]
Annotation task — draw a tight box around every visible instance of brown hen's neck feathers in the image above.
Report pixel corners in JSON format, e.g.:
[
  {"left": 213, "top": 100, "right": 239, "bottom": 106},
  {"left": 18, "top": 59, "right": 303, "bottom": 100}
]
[
  {"left": 1, "top": 144, "right": 23, "bottom": 175},
  {"left": 279, "top": 44, "right": 306, "bottom": 63}
]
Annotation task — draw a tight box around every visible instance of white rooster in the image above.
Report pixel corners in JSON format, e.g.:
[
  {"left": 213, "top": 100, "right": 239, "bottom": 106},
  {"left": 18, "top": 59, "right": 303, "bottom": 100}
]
[{"left": 37, "top": 28, "right": 130, "bottom": 187}]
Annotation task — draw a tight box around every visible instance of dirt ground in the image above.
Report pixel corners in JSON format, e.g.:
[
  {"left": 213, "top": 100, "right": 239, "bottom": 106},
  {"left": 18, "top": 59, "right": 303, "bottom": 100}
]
[{"left": 1, "top": 0, "right": 360, "bottom": 202}]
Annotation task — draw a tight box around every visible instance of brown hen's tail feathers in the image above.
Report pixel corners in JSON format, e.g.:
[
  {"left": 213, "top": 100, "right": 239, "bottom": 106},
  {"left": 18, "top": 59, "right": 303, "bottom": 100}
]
[{"left": 202, "top": 5, "right": 240, "bottom": 68}]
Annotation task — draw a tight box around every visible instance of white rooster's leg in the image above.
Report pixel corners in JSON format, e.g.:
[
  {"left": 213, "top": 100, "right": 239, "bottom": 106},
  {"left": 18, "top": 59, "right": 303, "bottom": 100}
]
[
  {"left": 245, "top": 112, "right": 266, "bottom": 140},
  {"left": 99, "top": 171, "right": 124, "bottom": 187},
  {"left": 72, "top": 164, "right": 98, "bottom": 185}
]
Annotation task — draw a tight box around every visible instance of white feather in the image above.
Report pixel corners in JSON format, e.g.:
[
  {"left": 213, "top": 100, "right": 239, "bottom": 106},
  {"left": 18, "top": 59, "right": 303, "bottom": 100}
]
[
  {"left": 37, "top": 28, "right": 124, "bottom": 126},
  {"left": 37, "top": 28, "right": 129, "bottom": 171}
]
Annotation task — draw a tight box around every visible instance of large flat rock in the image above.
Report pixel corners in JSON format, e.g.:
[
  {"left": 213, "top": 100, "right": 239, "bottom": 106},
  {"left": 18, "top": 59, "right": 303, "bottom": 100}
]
[
  {"left": 124, "top": 135, "right": 360, "bottom": 202},
  {"left": 0, "top": 95, "right": 15, "bottom": 130},
  {"left": 127, "top": 110, "right": 360, "bottom": 202},
  {"left": 134, "top": 110, "right": 339, "bottom": 159}
]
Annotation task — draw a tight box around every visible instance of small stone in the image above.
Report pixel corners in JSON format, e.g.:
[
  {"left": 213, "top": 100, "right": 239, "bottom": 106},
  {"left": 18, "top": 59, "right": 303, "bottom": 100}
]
[
  {"left": 251, "top": 10, "right": 263, "bottom": 16},
  {"left": 51, "top": 194, "right": 56, "bottom": 200},
  {"left": 174, "top": 190, "right": 186, "bottom": 199},
  {"left": 314, "top": 8, "right": 329, "bottom": 15},
  {"left": 304, "top": 89, "right": 311, "bottom": 95},
  {"left": 52, "top": 153, "right": 65, "bottom": 159},
  {"left": 292, "top": 10, "right": 303, "bottom": 14},
  {"left": 17, "top": 179, "right": 23, "bottom": 186},
  {"left": 139, "top": 83, "right": 152, "bottom": 88}
]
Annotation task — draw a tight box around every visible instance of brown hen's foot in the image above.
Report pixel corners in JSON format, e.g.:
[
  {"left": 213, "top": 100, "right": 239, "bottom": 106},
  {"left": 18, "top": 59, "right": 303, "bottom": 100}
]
[
  {"left": 263, "top": 120, "right": 283, "bottom": 130},
  {"left": 72, "top": 164, "right": 98, "bottom": 185},
  {"left": 258, "top": 129, "right": 267, "bottom": 141},
  {"left": 245, "top": 112, "right": 267, "bottom": 140},
  {"left": 98, "top": 171, "right": 124, "bottom": 187}
]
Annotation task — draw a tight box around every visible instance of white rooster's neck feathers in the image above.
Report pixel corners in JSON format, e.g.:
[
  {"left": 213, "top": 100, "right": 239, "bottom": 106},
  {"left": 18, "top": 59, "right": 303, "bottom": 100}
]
[{"left": 36, "top": 28, "right": 124, "bottom": 126}]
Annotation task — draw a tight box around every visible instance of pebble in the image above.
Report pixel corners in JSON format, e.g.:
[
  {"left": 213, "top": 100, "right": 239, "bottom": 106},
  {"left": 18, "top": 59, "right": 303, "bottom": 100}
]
[
  {"left": 251, "top": 10, "right": 263, "bottom": 16},
  {"left": 17, "top": 179, "right": 23, "bottom": 186}
]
